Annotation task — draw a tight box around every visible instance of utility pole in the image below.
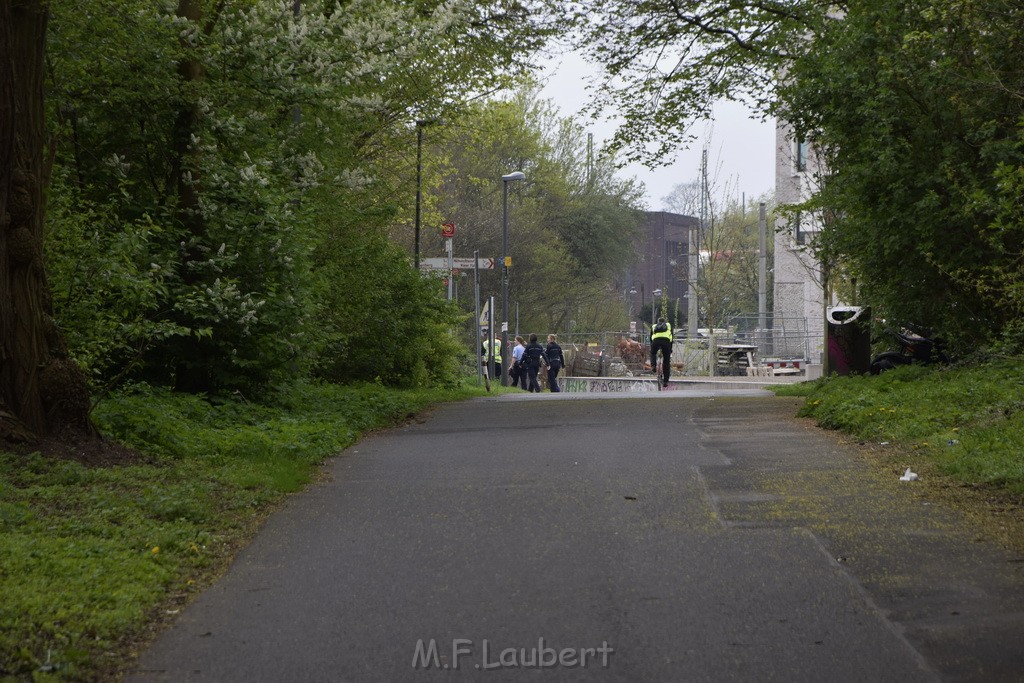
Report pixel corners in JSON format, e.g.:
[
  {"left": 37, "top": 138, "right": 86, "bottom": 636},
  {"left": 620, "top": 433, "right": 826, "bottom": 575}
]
[
  {"left": 758, "top": 202, "right": 767, "bottom": 333},
  {"left": 586, "top": 133, "right": 594, "bottom": 191},
  {"left": 687, "top": 151, "right": 705, "bottom": 339}
]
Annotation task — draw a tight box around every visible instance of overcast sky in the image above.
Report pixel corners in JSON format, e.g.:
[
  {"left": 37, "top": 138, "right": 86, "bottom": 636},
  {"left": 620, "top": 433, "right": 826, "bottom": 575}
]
[{"left": 537, "top": 52, "right": 776, "bottom": 211}]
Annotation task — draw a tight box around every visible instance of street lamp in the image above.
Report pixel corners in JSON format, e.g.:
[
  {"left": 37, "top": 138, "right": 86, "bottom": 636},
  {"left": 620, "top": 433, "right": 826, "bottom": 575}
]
[
  {"left": 652, "top": 288, "right": 663, "bottom": 327},
  {"left": 500, "top": 171, "right": 526, "bottom": 386},
  {"left": 628, "top": 281, "right": 645, "bottom": 334},
  {"left": 414, "top": 118, "right": 440, "bottom": 269}
]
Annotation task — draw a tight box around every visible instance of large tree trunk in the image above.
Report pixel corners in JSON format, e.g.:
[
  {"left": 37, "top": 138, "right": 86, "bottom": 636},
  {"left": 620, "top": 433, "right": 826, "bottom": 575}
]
[
  {"left": 170, "top": 0, "right": 215, "bottom": 393},
  {"left": 1, "top": 0, "right": 91, "bottom": 443}
]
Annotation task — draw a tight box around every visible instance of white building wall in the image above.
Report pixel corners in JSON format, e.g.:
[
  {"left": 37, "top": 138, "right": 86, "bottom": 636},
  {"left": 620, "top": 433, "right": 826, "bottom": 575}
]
[{"left": 773, "top": 119, "right": 825, "bottom": 363}]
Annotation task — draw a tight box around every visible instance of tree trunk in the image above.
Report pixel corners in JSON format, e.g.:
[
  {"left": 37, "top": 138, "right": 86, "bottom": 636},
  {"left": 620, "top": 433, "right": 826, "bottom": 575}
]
[
  {"left": 1, "top": 0, "right": 92, "bottom": 442},
  {"left": 170, "top": 0, "right": 212, "bottom": 393}
]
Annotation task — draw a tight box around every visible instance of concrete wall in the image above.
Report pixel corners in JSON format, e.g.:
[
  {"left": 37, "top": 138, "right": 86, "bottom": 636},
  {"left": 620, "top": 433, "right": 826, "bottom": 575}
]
[{"left": 773, "top": 120, "right": 825, "bottom": 363}]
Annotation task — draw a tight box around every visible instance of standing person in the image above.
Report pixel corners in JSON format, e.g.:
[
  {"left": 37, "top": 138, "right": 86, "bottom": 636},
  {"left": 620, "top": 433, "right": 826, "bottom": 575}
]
[
  {"left": 522, "top": 333, "right": 548, "bottom": 393},
  {"left": 650, "top": 317, "right": 673, "bottom": 387},
  {"left": 545, "top": 334, "right": 565, "bottom": 392},
  {"left": 485, "top": 333, "right": 502, "bottom": 380},
  {"left": 511, "top": 335, "right": 528, "bottom": 390}
]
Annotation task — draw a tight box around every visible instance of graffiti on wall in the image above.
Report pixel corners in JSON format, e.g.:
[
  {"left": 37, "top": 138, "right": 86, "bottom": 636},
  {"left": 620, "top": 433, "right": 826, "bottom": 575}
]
[{"left": 561, "top": 378, "right": 666, "bottom": 393}]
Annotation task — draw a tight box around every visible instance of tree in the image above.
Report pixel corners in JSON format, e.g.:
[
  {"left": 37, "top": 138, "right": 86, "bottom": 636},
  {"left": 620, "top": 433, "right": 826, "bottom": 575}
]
[
  {"left": 41, "top": 0, "right": 562, "bottom": 393},
  {"left": 1, "top": 0, "right": 91, "bottom": 442},
  {"left": 566, "top": 0, "right": 828, "bottom": 163},
  {"left": 776, "top": 0, "right": 1024, "bottom": 350},
  {"left": 661, "top": 180, "right": 702, "bottom": 217},
  {"left": 422, "top": 87, "right": 644, "bottom": 338},
  {"left": 572, "top": 0, "right": 1024, "bottom": 352}
]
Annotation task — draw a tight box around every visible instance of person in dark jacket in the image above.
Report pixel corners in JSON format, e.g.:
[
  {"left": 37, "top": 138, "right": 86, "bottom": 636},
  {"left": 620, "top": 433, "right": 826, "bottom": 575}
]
[
  {"left": 522, "top": 333, "right": 548, "bottom": 393},
  {"left": 545, "top": 334, "right": 565, "bottom": 392}
]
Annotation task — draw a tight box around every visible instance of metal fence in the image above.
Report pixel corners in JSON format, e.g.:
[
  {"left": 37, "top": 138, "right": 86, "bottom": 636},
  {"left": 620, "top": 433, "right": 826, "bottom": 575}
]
[
  {"left": 553, "top": 315, "right": 821, "bottom": 377},
  {"left": 726, "top": 314, "right": 820, "bottom": 363}
]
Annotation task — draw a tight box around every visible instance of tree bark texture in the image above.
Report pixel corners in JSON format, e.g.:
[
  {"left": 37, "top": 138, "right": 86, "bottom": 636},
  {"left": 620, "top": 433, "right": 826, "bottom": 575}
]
[{"left": 1, "top": 0, "right": 91, "bottom": 441}]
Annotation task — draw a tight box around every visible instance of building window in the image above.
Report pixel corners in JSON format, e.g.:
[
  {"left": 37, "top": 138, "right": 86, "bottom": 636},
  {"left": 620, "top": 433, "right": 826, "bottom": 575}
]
[
  {"left": 794, "top": 138, "right": 809, "bottom": 173},
  {"left": 793, "top": 211, "right": 805, "bottom": 245}
]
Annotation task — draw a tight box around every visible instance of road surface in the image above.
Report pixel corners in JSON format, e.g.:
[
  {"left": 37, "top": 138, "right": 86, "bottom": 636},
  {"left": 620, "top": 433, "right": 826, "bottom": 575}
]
[{"left": 129, "top": 390, "right": 1024, "bottom": 681}]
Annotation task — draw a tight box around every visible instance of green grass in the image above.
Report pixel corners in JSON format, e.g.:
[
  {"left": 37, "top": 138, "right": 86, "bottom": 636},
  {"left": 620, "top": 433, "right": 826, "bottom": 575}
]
[
  {"left": 773, "top": 359, "right": 1024, "bottom": 494},
  {"left": 0, "top": 378, "right": 490, "bottom": 680}
]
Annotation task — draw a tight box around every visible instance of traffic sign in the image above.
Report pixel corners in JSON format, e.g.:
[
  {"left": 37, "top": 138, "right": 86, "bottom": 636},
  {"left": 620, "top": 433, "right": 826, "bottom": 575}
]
[
  {"left": 420, "top": 257, "right": 495, "bottom": 270},
  {"left": 441, "top": 222, "right": 455, "bottom": 237}
]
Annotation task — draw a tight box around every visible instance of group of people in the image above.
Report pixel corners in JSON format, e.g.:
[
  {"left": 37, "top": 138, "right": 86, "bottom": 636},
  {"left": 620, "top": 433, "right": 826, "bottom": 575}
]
[
  {"left": 483, "top": 318, "right": 673, "bottom": 391},
  {"left": 482, "top": 333, "right": 565, "bottom": 393}
]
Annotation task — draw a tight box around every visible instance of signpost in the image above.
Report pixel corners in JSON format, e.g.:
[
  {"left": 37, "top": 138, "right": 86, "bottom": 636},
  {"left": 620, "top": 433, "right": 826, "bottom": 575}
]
[{"left": 420, "top": 257, "right": 496, "bottom": 270}]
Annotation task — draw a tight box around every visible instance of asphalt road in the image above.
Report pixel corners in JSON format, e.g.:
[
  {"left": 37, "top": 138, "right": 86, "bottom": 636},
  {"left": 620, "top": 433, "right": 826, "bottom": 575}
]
[{"left": 129, "top": 390, "right": 1024, "bottom": 682}]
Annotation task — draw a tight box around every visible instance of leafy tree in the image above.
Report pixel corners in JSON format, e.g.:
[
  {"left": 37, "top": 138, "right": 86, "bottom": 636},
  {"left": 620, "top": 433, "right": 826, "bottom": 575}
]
[
  {"left": 40, "top": 0, "right": 560, "bottom": 395},
  {"left": 571, "top": 0, "right": 1024, "bottom": 352},
  {"left": 696, "top": 194, "right": 773, "bottom": 330},
  {"left": 423, "top": 88, "right": 644, "bottom": 338},
  {"left": 776, "top": 0, "right": 1024, "bottom": 350},
  {"left": 565, "top": 0, "right": 827, "bottom": 163}
]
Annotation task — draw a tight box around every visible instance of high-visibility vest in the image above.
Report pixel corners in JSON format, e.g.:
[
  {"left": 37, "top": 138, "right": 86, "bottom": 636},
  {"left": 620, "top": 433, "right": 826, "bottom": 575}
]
[
  {"left": 651, "top": 323, "right": 673, "bottom": 341},
  {"left": 489, "top": 340, "right": 502, "bottom": 363}
]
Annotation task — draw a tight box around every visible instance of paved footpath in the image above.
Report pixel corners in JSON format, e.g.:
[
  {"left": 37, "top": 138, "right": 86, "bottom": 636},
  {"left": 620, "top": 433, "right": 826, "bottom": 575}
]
[{"left": 129, "top": 391, "right": 1024, "bottom": 682}]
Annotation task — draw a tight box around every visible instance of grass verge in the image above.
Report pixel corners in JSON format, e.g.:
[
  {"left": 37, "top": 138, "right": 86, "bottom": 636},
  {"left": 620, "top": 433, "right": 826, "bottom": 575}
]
[{"left": 0, "top": 378, "right": 491, "bottom": 681}]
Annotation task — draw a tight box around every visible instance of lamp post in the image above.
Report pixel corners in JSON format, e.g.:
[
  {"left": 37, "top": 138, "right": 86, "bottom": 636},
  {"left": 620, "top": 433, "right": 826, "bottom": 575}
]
[
  {"left": 414, "top": 118, "right": 440, "bottom": 269},
  {"left": 628, "top": 282, "right": 645, "bottom": 335},
  {"left": 652, "top": 288, "right": 663, "bottom": 327},
  {"left": 500, "top": 171, "right": 526, "bottom": 386}
]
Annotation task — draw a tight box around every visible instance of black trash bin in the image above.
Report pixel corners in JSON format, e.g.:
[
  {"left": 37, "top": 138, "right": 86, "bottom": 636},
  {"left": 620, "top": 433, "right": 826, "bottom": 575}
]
[{"left": 826, "top": 306, "right": 871, "bottom": 375}]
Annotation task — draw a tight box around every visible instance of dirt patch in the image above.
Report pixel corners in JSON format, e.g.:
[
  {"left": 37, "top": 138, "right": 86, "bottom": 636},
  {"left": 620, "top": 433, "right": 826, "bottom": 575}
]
[{"left": 4, "top": 425, "right": 148, "bottom": 468}]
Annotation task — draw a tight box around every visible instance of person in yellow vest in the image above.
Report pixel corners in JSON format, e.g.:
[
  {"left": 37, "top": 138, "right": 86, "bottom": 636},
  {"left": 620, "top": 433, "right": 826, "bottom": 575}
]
[
  {"left": 487, "top": 336, "right": 502, "bottom": 380},
  {"left": 650, "top": 317, "right": 673, "bottom": 387}
]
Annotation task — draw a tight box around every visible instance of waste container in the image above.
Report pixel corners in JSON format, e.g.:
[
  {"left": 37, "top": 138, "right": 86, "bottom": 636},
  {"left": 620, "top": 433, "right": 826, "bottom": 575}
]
[{"left": 826, "top": 306, "right": 871, "bottom": 375}]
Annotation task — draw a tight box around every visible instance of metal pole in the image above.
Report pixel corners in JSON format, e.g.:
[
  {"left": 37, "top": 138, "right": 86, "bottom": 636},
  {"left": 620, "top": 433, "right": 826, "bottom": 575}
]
[
  {"left": 641, "top": 284, "right": 645, "bottom": 339},
  {"left": 446, "top": 237, "right": 453, "bottom": 301},
  {"left": 758, "top": 202, "right": 767, "bottom": 332},
  {"left": 499, "top": 172, "right": 524, "bottom": 386},
  {"left": 474, "top": 250, "right": 481, "bottom": 386},
  {"left": 414, "top": 124, "right": 423, "bottom": 269},
  {"left": 488, "top": 297, "right": 495, "bottom": 382},
  {"left": 501, "top": 180, "right": 509, "bottom": 386}
]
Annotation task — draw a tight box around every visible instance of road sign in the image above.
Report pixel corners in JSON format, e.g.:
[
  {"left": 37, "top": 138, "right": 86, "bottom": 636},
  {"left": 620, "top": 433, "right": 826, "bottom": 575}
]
[
  {"left": 420, "top": 257, "right": 495, "bottom": 270},
  {"left": 441, "top": 222, "right": 455, "bottom": 237}
]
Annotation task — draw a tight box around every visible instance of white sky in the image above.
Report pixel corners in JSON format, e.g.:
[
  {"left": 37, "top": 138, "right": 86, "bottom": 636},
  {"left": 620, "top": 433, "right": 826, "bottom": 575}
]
[{"left": 537, "top": 52, "right": 776, "bottom": 211}]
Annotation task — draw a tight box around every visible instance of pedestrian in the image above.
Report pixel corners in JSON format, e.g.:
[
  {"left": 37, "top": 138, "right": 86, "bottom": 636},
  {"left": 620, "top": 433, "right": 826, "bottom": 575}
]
[
  {"left": 511, "top": 335, "right": 528, "bottom": 390},
  {"left": 522, "top": 333, "right": 548, "bottom": 393},
  {"left": 483, "top": 332, "right": 502, "bottom": 380},
  {"left": 545, "top": 334, "right": 565, "bottom": 392}
]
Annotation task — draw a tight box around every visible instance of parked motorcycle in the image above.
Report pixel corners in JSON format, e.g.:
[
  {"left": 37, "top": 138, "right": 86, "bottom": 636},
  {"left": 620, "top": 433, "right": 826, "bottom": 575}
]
[{"left": 870, "top": 325, "right": 950, "bottom": 374}]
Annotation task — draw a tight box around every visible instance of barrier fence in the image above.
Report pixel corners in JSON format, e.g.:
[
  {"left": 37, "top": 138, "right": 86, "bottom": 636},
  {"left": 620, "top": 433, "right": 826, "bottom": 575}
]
[{"left": 550, "top": 315, "right": 821, "bottom": 378}]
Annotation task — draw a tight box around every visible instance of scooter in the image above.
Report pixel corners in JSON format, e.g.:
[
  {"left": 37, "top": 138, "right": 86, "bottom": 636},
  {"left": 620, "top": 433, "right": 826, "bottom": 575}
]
[{"left": 870, "top": 325, "right": 950, "bottom": 374}]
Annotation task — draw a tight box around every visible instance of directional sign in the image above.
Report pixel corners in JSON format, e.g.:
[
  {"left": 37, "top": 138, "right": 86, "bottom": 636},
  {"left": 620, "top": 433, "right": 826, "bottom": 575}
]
[{"left": 420, "top": 257, "right": 495, "bottom": 270}]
